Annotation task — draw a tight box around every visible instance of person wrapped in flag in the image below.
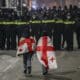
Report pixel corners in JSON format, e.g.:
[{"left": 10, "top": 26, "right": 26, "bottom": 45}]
[
  {"left": 17, "top": 31, "right": 36, "bottom": 75},
  {"left": 36, "top": 31, "right": 58, "bottom": 75}
]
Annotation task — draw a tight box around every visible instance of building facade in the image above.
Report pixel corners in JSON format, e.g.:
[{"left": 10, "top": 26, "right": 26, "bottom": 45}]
[{"left": 0, "top": 0, "right": 80, "bottom": 8}]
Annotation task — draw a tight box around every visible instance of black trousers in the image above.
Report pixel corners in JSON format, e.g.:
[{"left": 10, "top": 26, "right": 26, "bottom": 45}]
[
  {"left": 63, "top": 25, "right": 73, "bottom": 50},
  {"left": 23, "top": 53, "right": 33, "bottom": 70},
  {"left": 76, "top": 27, "right": 80, "bottom": 49},
  {"left": 53, "top": 24, "right": 62, "bottom": 50},
  {"left": 0, "top": 30, "right": 5, "bottom": 49}
]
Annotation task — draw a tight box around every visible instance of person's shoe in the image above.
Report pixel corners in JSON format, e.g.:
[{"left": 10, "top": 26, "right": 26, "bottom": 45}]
[
  {"left": 24, "top": 70, "right": 27, "bottom": 74},
  {"left": 43, "top": 71, "right": 48, "bottom": 75},
  {"left": 78, "top": 46, "right": 80, "bottom": 49},
  {"left": 28, "top": 67, "right": 31, "bottom": 74}
]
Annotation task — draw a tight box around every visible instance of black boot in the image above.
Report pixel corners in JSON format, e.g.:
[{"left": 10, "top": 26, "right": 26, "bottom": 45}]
[
  {"left": 28, "top": 67, "right": 31, "bottom": 74},
  {"left": 42, "top": 66, "right": 48, "bottom": 75},
  {"left": 43, "top": 69, "right": 48, "bottom": 75},
  {"left": 24, "top": 69, "right": 27, "bottom": 74}
]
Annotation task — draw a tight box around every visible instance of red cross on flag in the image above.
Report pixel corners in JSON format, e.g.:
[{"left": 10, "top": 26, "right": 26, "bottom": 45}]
[
  {"left": 17, "top": 37, "right": 36, "bottom": 56},
  {"left": 36, "top": 36, "right": 58, "bottom": 70}
]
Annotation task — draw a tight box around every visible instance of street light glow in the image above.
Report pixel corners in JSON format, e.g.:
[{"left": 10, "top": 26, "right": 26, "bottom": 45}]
[
  {"left": 32, "top": 0, "right": 37, "bottom": 9},
  {"left": 32, "top": 5, "right": 37, "bottom": 9}
]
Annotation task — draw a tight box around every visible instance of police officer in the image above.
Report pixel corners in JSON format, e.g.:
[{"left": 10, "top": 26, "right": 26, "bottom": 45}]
[
  {"left": 55, "top": 6, "right": 64, "bottom": 50},
  {"left": 0, "top": 9, "right": 6, "bottom": 50},
  {"left": 76, "top": 19, "right": 80, "bottom": 49},
  {"left": 74, "top": 6, "right": 80, "bottom": 49},
  {"left": 0, "top": 25, "right": 6, "bottom": 50},
  {"left": 63, "top": 7, "right": 74, "bottom": 51},
  {"left": 5, "top": 24, "right": 11, "bottom": 50},
  {"left": 52, "top": 6, "right": 62, "bottom": 50},
  {"left": 10, "top": 24, "right": 17, "bottom": 50},
  {"left": 41, "top": 9, "right": 52, "bottom": 39},
  {"left": 9, "top": 11, "right": 17, "bottom": 50},
  {"left": 31, "top": 13, "right": 42, "bottom": 43}
]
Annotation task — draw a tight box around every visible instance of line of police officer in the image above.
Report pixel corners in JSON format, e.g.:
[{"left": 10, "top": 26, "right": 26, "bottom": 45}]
[{"left": 0, "top": 5, "right": 80, "bottom": 50}]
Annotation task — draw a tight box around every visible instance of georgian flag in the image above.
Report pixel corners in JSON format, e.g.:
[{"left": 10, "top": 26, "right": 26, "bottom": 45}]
[
  {"left": 36, "top": 36, "right": 58, "bottom": 69},
  {"left": 17, "top": 37, "right": 36, "bottom": 56}
]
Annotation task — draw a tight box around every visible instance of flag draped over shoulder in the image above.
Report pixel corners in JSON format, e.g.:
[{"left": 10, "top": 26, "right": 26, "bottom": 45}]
[
  {"left": 36, "top": 36, "right": 58, "bottom": 69},
  {"left": 17, "top": 37, "right": 36, "bottom": 56}
]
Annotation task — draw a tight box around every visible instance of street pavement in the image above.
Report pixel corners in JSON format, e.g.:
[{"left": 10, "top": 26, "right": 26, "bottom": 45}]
[{"left": 0, "top": 50, "right": 80, "bottom": 80}]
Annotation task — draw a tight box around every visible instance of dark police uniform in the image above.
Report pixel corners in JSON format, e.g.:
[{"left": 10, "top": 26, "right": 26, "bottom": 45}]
[
  {"left": 31, "top": 14, "right": 42, "bottom": 43},
  {"left": 63, "top": 11, "right": 74, "bottom": 51},
  {"left": 9, "top": 11, "right": 17, "bottom": 50},
  {"left": 41, "top": 11, "right": 52, "bottom": 39},
  {"left": 76, "top": 20, "right": 80, "bottom": 49},
  {"left": 0, "top": 25, "right": 5, "bottom": 49},
  {"left": 10, "top": 24, "right": 17, "bottom": 50},
  {"left": 74, "top": 6, "right": 80, "bottom": 49},
  {"left": 54, "top": 7, "right": 64, "bottom": 50},
  {"left": 75, "top": 16, "right": 80, "bottom": 49},
  {"left": 52, "top": 7, "right": 62, "bottom": 50},
  {"left": 5, "top": 25, "right": 11, "bottom": 50}
]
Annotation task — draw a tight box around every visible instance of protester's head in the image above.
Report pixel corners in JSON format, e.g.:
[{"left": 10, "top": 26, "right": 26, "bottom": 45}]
[
  {"left": 22, "top": 30, "right": 30, "bottom": 38},
  {"left": 41, "top": 31, "right": 48, "bottom": 36}
]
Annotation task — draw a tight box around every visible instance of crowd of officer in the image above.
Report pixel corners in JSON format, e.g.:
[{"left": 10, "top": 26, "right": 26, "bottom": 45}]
[{"left": 0, "top": 4, "right": 80, "bottom": 51}]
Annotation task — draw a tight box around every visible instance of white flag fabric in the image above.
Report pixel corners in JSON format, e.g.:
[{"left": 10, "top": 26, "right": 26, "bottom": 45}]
[
  {"left": 36, "top": 36, "right": 58, "bottom": 70},
  {"left": 17, "top": 37, "right": 36, "bottom": 56}
]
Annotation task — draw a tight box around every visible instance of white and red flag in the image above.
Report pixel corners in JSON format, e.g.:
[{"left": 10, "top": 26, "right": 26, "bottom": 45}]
[
  {"left": 36, "top": 36, "right": 58, "bottom": 69},
  {"left": 17, "top": 37, "right": 36, "bottom": 56}
]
